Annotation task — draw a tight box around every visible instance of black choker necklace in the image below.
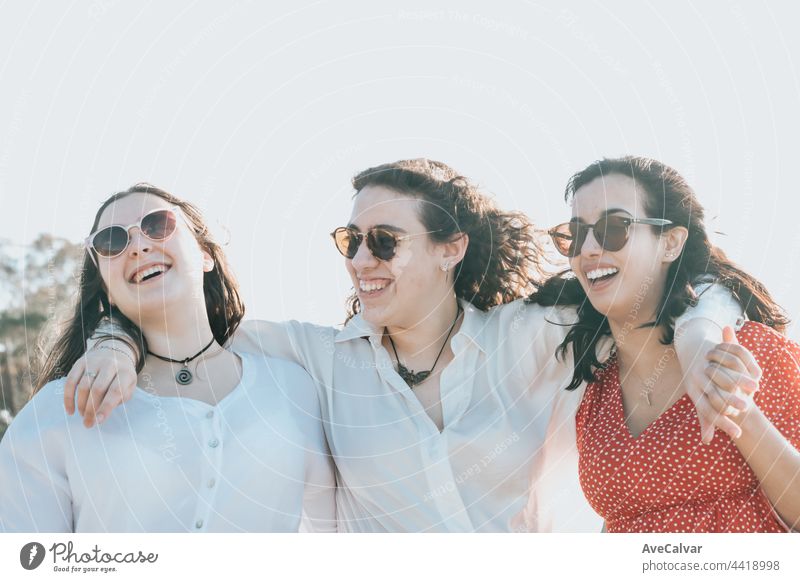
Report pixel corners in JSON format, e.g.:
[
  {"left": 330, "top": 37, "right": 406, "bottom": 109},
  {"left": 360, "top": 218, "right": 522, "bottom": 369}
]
[
  {"left": 386, "top": 306, "right": 462, "bottom": 388},
  {"left": 147, "top": 337, "right": 216, "bottom": 385}
]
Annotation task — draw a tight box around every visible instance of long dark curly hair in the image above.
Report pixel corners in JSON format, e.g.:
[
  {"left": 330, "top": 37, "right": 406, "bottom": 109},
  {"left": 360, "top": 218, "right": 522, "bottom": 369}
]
[
  {"left": 36, "top": 184, "right": 245, "bottom": 391},
  {"left": 347, "top": 159, "right": 542, "bottom": 318},
  {"left": 529, "top": 156, "right": 788, "bottom": 391}
]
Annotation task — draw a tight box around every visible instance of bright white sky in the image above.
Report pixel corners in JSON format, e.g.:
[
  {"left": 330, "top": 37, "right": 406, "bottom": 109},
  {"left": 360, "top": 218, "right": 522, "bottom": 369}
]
[{"left": 1, "top": 0, "right": 799, "bottom": 341}]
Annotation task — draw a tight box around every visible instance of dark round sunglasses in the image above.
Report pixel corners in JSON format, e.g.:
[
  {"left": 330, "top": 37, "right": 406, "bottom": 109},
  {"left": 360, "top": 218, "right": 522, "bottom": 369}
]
[
  {"left": 548, "top": 215, "right": 673, "bottom": 257},
  {"left": 330, "top": 226, "right": 439, "bottom": 261},
  {"left": 85, "top": 207, "right": 179, "bottom": 263}
]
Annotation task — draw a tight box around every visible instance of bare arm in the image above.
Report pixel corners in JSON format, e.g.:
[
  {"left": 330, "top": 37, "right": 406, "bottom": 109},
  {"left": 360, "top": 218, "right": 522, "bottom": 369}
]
[
  {"left": 733, "top": 405, "right": 800, "bottom": 530},
  {"left": 711, "top": 327, "right": 800, "bottom": 530}
]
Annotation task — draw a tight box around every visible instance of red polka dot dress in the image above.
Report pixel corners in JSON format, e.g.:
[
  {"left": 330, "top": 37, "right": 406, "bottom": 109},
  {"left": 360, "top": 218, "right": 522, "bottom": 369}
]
[{"left": 576, "top": 322, "right": 800, "bottom": 532}]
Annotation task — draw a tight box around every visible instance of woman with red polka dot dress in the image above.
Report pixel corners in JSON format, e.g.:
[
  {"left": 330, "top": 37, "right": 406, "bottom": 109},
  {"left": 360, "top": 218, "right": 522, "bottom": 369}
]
[{"left": 541, "top": 156, "right": 799, "bottom": 533}]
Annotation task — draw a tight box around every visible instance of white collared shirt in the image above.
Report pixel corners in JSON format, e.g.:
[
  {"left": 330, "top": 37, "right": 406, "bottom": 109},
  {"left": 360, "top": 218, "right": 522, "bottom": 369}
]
[
  {"left": 0, "top": 353, "right": 336, "bottom": 532},
  {"left": 229, "top": 284, "right": 739, "bottom": 532}
]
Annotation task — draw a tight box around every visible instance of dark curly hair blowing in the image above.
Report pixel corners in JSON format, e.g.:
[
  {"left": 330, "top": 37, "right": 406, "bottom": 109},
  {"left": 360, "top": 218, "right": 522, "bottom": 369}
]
[
  {"left": 529, "top": 156, "right": 788, "bottom": 391},
  {"left": 36, "top": 184, "right": 245, "bottom": 392},
  {"left": 347, "top": 159, "right": 542, "bottom": 318}
]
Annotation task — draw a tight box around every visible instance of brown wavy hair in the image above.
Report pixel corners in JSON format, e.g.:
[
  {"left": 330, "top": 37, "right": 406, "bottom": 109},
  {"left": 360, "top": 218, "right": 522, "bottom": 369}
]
[
  {"left": 529, "top": 156, "right": 788, "bottom": 391},
  {"left": 36, "top": 184, "right": 245, "bottom": 391},
  {"left": 347, "top": 159, "right": 542, "bottom": 318}
]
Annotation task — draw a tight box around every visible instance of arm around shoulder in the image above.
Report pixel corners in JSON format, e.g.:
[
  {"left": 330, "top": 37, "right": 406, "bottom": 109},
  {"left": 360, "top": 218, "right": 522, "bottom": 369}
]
[{"left": 232, "top": 320, "right": 334, "bottom": 367}]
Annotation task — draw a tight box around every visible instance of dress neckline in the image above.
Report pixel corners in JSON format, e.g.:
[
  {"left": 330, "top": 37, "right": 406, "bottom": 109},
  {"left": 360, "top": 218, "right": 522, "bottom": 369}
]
[{"left": 604, "top": 356, "right": 691, "bottom": 441}]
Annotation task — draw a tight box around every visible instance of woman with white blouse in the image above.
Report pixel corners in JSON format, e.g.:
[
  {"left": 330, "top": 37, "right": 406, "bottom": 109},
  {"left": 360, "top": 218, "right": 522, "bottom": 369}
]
[
  {"left": 0, "top": 185, "right": 335, "bottom": 532},
  {"left": 60, "top": 160, "right": 748, "bottom": 532}
]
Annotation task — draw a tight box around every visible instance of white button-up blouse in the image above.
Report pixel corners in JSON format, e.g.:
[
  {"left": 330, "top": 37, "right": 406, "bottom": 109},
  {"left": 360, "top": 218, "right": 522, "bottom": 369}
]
[
  {"left": 228, "top": 288, "right": 739, "bottom": 532},
  {"left": 0, "top": 353, "right": 336, "bottom": 532}
]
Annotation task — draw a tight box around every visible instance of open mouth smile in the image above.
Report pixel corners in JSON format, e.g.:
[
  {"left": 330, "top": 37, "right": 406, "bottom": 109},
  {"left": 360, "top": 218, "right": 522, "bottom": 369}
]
[
  {"left": 358, "top": 278, "right": 392, "bottom": 297},
  {"left": 585, "top": 266, "right": 619, "bottom": 289},
  {"left": 129, "top": 263, "right": 171, "bottom": 285}
]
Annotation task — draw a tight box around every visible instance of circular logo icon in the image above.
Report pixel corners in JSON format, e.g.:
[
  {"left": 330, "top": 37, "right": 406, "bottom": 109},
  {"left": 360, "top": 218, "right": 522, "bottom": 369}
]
[{"left": 20, "top": 542, "right": 46, "bottom": 570}]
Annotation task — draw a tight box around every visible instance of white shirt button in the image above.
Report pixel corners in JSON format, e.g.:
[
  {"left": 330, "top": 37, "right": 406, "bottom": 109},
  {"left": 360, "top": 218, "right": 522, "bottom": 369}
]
[
  {"left": 206, "top": 410, "right": 214, "bottom": 419},
  {"left": 208, "top": 438, "right": 219, "bottom": 448},
  {"left": 195, "top": 519, "right": 203, "bottom": 529},
  {"left": 207, "top": 478, "right": 216, "bottom": 488}
]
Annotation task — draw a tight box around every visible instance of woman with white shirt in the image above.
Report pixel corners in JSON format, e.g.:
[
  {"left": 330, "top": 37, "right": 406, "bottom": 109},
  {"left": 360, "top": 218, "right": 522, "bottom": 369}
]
[
  {"left": 61, "top": 160, "right": 747, "bottom": 532},
  {"left": 0, "top": 184, "right": 335, "bottom": 532}
]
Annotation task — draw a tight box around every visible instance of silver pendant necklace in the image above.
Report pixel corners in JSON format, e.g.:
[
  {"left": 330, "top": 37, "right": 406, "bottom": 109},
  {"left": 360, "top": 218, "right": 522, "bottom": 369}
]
[{"left": 147, "top": 337, "right": 216, "bottom": 385}]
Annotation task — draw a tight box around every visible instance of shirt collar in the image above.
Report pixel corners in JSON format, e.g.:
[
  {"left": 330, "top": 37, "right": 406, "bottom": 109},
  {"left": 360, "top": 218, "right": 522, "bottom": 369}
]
[
  {"left": 335, "top": 312, "right": 382, "bottom": 345},
  {"left": 453, "top": 299, "right": 488, "bottom": 354},
  {"left": 334, "top": 299, "right": 488, "bottom": 353}
]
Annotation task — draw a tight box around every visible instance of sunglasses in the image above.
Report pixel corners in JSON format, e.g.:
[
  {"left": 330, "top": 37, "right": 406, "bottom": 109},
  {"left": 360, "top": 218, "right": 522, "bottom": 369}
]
[
  {"left": 548, "top": 215, "right": 673, "bottom": 257},
  {"left": 330, "top": 226, "right": 440, "bottom": 261},
  {"left": 85, "top": 207, "right": 180, "bottom": 264}
]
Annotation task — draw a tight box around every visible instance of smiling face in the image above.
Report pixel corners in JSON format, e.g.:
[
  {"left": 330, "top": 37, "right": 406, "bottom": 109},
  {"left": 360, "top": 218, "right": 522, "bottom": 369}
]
[
  {"left": 569, "top": 173, "right": 679, "bottom": 325},
  {"left": 93, "top": 193, "right": 213, "bottom": 326},
  {"left": 345, "top": 185, "right": 454, "bottom": 329}
]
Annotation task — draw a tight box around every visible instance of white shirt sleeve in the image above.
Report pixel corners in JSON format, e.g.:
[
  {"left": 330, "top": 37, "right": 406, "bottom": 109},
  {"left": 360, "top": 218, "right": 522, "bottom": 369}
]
[
  {"left": 229, "top": 319, "right": 336, "bottom": 392},
  {"left": 0, "top": 380, "right": 74, "bottom": 532},
  {"left": 486, "top": 299, "right": 577, "bottom": 391},
  {"left": 281, "top": 366, "right": 337, "bottom": 533},
  {"left": 675, "top": 280, "right": 745, "bottom": 332},
  {"left": 229, "top": 320, "right": 305, "bottom": 363}
]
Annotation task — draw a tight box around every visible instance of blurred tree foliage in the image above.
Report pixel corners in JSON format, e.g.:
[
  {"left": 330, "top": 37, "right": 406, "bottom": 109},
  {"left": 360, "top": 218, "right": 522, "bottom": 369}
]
[{"left": 0, "top": 234, "right": 83, "bottom": 438}]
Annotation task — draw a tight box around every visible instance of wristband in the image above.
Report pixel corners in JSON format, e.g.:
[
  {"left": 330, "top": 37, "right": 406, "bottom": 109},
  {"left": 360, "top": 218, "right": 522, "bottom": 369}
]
[{"left": 95, "top": 343, "right": 137, "bottom": 369}]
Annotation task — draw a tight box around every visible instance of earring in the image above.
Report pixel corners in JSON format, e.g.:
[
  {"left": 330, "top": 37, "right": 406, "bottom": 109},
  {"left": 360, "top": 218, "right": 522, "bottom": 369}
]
[
  {"left": 665, "top": 252, "right": 675, "bottom": 258},
  {"left": 440, "top": 262, "right": 450, "bottom": 272}
]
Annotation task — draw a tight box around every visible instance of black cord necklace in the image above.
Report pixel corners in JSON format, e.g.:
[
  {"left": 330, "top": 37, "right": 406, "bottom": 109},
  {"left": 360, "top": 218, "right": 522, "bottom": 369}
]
[
  {"left": 147, "top": 337, "right": 216, "bottom": 386},
  {"left": 386, "top": 306, "right": 462, "bottom": 388}
]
